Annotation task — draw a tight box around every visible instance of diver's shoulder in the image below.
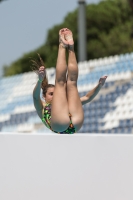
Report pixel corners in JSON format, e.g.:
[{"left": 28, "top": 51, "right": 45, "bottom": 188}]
[
  {"left": 42, "top": 101, "right": 51, "bottom": 108},
  {"left": 42, "top": 101, "right": 46, "bottom": 108}
]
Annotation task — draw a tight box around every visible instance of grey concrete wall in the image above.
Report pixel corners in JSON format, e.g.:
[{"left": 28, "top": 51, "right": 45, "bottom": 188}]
[{"left": 0, "top": 134, "right": 133, "bottom": 200}]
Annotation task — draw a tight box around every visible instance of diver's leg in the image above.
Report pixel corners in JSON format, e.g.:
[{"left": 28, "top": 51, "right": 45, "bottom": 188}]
[
  {"left": 50, "top": 29, "right": 70, "bottom": 132},
  {"left": 65, "top": 29, "right": 84, "bottom": 131}
]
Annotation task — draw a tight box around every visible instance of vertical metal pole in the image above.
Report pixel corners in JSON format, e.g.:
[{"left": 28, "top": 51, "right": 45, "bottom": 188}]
[
  {"left": 78, "top": 0, "right": 87, "bottom": 62},
  {"left": 128, "top": 0, "right": 133, "bottom": 38}
]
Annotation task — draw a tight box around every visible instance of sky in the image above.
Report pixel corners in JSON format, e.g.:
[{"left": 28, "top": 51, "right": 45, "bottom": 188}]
[{"left": 0, "top": 0, "right": 101, "bottom": 76}]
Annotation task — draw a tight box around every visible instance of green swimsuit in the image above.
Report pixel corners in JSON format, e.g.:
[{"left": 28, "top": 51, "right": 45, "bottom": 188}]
[{"left": 41, "top": 103, "right": 76, "bottom": 134}]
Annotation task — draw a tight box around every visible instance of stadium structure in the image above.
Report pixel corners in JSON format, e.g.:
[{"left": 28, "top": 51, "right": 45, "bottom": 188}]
[{"left": 0, "top": 52, "right": 133, "bottom": 134}]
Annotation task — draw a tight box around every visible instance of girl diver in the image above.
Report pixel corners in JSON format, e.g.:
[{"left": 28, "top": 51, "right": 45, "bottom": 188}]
[{"left": 33, "top": 28, "right": 107, "bottom": 134}]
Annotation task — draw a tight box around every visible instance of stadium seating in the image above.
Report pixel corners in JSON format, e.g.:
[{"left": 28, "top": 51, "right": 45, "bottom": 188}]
[{"left": 0, "top": 53, "right": 133, "bottom": 134}]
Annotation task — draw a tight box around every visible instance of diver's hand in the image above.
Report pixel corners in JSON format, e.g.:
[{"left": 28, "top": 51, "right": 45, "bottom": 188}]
[
  {"left": 99, "top": 75, "right": 108, "bottom": 86},
  {"left": 38, "top": 66, "right": 46, "bottom": 81}
]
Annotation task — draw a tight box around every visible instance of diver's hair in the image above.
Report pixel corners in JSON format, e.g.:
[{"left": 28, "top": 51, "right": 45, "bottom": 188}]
[{"left": 31, "top": 53, "right": 55, "bottom": 96}]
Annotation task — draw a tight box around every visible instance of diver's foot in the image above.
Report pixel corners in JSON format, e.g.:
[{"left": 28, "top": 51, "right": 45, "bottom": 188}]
[
  {"left": 59, "top": 28, "right": 68, "bottom": 49},
  {"left": 64, "top": 29, "right": 74, "bottom": 51}
]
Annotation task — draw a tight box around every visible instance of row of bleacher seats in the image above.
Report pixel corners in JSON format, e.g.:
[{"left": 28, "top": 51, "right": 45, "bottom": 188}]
[
  {"left": 0, "top": 52, "right": 133, "bottom": 133},
  {"left": 78, "top": 64, "right": 133, "bottom": 84}
]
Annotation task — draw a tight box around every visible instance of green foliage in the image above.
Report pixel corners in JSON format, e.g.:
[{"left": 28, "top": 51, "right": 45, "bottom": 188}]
[
  {"left": 86, "top": 0, "right": 133, "bottom": 59},
  {"left": 3, "top": 45, "right": 46, "bottom": 76},
  {"left": 4, "top": 0, "right": 133, "bottom": 76}
]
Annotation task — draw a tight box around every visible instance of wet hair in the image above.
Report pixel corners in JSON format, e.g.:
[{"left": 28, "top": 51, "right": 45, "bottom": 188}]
[{"left": 31, "top": 53, "right": 55, "bottom": 97}]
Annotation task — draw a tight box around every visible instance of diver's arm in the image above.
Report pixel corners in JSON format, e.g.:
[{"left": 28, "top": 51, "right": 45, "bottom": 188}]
[
  {"left": 80, "top": 83, "right": 102, "bottom": 105},
  {"left": 33, "top": 80, "right": 43, "bottom": 118},
  {"left": 80, "top": 75, "right": 108, "bottom": 105}
]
